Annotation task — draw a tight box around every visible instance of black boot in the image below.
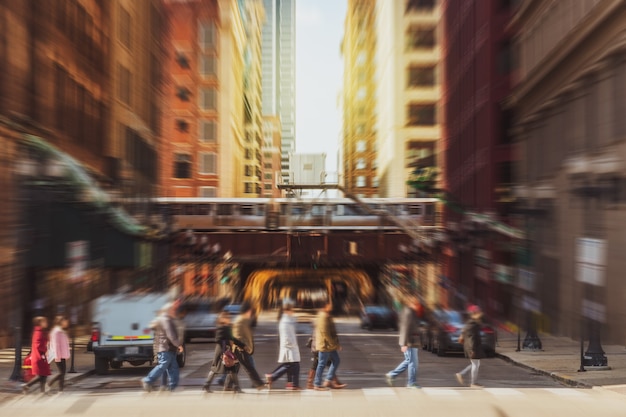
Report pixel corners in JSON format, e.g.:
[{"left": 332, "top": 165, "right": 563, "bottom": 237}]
[{"left": 203, "top": 371, "right": 215, "bottom": 393}]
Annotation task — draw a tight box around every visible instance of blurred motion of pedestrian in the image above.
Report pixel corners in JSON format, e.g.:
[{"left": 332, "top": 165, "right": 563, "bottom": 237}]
[
  {"left": 231, "top": 302, "right": 266, "bottom": 390},
  {"left": 142, "top": 300, "right": 184, "bottom": 392},
  {"left": 47, "top": 315, "right": 71, "bottom": 393},
  {"left": 312, "top": 302, "right": 347, "bottom": 390},
  {"left": 305, "top": 316, "right": 345, "bottom": 389},
  {"left": 265, "top": 299, "right": 301, "bottom": 390},
  {"left": 455, "top": 304, "right": 486, "bottom": 388},
  {"left": 22, "top": 316, "right": 51, "bottom": 394},
  {"left": 202, "top": 312, "right": 245, "bottom": 393},
  {"left": 385, "top": 296, "right": 422, "bottom": 389}
]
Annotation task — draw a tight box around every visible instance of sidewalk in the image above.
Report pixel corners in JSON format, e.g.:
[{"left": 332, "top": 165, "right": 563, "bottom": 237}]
[
  {"left": 494, "top": 326, "right": 626, "bottom": 394},
  {"left": 0, "top": 335, "right": 95, "bottom": 395}
]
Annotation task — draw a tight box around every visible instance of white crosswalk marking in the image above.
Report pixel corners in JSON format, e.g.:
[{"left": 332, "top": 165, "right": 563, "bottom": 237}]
[
  {"left": 544, "top": 388, "right": 592, "bottom": 399},
  {"left": 362, "top": 387, "right": 396, "bottom": 398},
  {"left": 484, "top": 388, "right": 525, "bottom": 397},
  {"left": 422, "top": 388, "right": 462, "bottom": 398}
]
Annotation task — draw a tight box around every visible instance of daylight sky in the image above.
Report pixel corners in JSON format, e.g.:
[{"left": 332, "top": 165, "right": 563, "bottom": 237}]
[{"left": 295, "top": 0, "right": 347, "bottom": 174}]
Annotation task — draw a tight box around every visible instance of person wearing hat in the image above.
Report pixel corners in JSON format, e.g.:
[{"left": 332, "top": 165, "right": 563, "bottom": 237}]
[
  {"left": 455, "top": 304, "right": 486, "bottom": 388},
  {"left": 265, "top": 298, "right": 302, "bottom": 390},
  {"left": 142, "top": 300, "right": 184, "bottom": 392}
]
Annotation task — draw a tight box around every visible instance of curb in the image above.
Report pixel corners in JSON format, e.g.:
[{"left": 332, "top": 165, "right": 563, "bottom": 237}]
[{"left": 495, "top": 352, "right": 593, "bottom": 389}]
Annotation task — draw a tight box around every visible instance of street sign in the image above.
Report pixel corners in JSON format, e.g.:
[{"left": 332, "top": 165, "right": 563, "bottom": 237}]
[
  {"left": 582, "top": 299, "right": 606, "bottom": 323},
  {"left": 67, "top": 241, "right": 89, "bottom": 282},
  {"left": 576, "top": 238, "right": 606, "bottom": 286},
  {"left": 521, "top": 295, "right": 541, "bottom": 313}
]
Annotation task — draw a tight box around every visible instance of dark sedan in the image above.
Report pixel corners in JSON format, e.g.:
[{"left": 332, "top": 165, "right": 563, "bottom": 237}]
[
  {"left": 429, "top": 309, "right": 496, "bottom": 357},
  {"left": 359, "top": 305, "right": 398, "bottom": 331}
]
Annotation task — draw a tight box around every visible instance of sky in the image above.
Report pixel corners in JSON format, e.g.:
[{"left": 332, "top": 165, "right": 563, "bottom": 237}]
[{"left": 295, "top": 0, "right": 347, "bottom": 175}]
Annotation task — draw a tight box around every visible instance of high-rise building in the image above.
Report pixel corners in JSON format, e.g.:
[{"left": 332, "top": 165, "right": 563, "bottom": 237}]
[
  {"left": 374, "top": 0, "right": 442, "bottom": 198},
  {"left": 508, "top": 0, "right": 626, "bottom": 345},
  {"left": 261, "top": 0, "right": 296, "bottom": 185},
  {"left": 342, "top": 0, "right": 378, "bottom": 198},
  {"left": 262, "top": 116, "right": 283, "bottom": 198},
  {"left": 161, "top": 0, "right": 263, "bottom": 198},
  {"left": 441, "top": 0, "right": 516, "bottom": 317}
]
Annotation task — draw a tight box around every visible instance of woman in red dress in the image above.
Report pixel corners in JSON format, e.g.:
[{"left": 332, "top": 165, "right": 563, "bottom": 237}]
[{"left": 22, "top": 316, "right": 51, "bottom": 394}]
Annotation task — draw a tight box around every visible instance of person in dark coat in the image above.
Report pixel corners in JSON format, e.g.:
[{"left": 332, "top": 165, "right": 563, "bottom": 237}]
[
  {"left": 22, "top": 316, "right": 52, "bottom": 394},
  {"left": 455, "top": 304, "right": 486, "bottom": 388},
  {"left": 385, "top": 296, "right": 422, "bottom": 388},
  {"left": 203, "top": 312, "right": 245, "bottom": 393}
]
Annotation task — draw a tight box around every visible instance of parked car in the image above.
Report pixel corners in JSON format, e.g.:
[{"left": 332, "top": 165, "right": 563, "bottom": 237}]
[
  {"left": 222, "top": 303, "right": 258, "bottom": 327},
  {"left": 359, "top": 305, "right": 398, "bottom": 331},
  {"left": 180, "top": 299, "right": 221, "bottom": 342},
  {"left": 430, "top": 309, "right": 496, "bottom": 357}
]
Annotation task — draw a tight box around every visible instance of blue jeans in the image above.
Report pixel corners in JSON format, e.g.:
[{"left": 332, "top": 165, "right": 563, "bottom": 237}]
[
  {"left": 314, "top": 350, "right": 340, "bottom": 387},
  {"left": 143, "top": 351, "right": 180, "bottom": 390},
  {"left": 388, "top": 347, "right": 418, "bottom": 386}
]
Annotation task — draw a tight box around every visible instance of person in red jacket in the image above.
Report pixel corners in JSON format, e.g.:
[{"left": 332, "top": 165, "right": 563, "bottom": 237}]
[{"left": 22, "top": 316, "right": 52, "bottom": 394}]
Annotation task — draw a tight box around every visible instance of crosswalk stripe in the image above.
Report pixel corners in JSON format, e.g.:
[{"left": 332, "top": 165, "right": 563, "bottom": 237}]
[
  {"left": 544, "top": 388, "right": 591, "bottom": 399},
  {"left": 484, "top": 388, "right": 525, "bottom": 397},
  {"left": 422, "top": 388, "right": 462, "bottom": 397}
]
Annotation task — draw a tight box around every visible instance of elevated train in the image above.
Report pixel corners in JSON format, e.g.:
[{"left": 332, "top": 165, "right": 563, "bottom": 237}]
[{"left": 154, "top": 197, "right": 439, "bottom": 232}]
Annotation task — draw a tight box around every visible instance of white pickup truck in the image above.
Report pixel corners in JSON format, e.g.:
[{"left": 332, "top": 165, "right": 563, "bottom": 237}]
[{"left": 89, "top": 292, "right": 185, "bottom": 375}]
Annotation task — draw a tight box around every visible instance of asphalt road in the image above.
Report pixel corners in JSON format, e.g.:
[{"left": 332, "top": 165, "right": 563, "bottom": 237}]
[{"left": 69, "top": 315, "right": 565, "bottom": 392}]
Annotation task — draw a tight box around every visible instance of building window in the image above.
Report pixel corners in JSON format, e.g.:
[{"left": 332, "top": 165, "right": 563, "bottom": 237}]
[
  {"left": 356, "top": 87, "right": 367, "bottom": 101},
  {"left": 199, "top": 120, "right": 216, "bottom": 143},
  {"left": 356, "top": 158, "right": 366, "bottom": 170},
  {"left": 199, "top": 152, "right": 216, "bottom": 174},
  {"left": 174, "top": 153, "right": 191, "bottom": 178},
  {"left": 199, "top": 54, "right": 216, "bottom": 78},
  {"left": 264, "top": 173, "right": 272, "bottom": 180},
  {"left": 356, "top": 124, "right": 365, "bottom": 135},
  {"left": 176, "top": 51, "right": 190, "bottom": 69},
  {"left": 356, "top": 140, "right": 366, "bottom": 152},
  {"left": 264, "top": 162, "right": 272, "bottom": 169},
  {"left": 118, "top": 65, "right": 132, "bottom": 105},
  {"left": 176, "top": 86, "right": 191, "bottom": 102},
  {"left": 303, "top": 163, "right": 313, "bottom": 171},
  {"left": 176, "top": 119, "right": 189, "bottom": 132},
  {"left": 356, "top": 176, "right": 366, "bottom": 187},
  {"left": 244, "top": 165, "right": 252, "bottom": 177},
  {"left": 407, "top": 104, "right": 436, "bottom": 126},
  {"left": 264, "top": 184, "right": 272, "bottom": 190},
  {"left": 245, "top": 183, "right": 253, "bottom": 194},
  {"left": 199, "top": 88, "right": 216, "bottom": 110},
  {"left": 118, "top": 6, "right": 131, "bottom": 49},
  {"left": 406, "top": 26, "right": 435, "bottom": 50},
  {"left": 408, "top": 66, "right": 436, "bottom": 87},
  {"left": 245, "top": 148, "right": 252, "bottom": 159},
  {"left": 199, "top": 187, "right": 216, "bottom": 197},
  {"left": 405, "top": 0, "right": 435, "bottom": 14},
  {"left": 199, "top": 21, "right": 216, "bottom": 50}
]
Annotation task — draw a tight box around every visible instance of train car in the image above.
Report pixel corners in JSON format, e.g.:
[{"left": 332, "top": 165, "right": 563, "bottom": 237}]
[{"left": 153, "top": 197, "right": 439, "bottom": 232}]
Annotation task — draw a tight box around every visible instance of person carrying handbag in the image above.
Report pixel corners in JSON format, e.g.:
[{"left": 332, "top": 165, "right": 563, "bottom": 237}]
[{"left": 22, "top": 316, "right": 51, "bottom": 395}]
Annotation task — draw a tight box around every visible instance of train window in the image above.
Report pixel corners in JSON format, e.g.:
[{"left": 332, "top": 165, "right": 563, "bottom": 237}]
[
  {"left": 198, "top": 204, "right": 212, "bottom": 215},
  {"left": 240, "top": 204, "right": 255, "bottom": 215},
  {"left": 311, "top": 204, "right": 325, "bottom": 216},
  {"left": 291, "top": 204, "right": 306, "bottom": 215},
  {"left": 336, "top": 205, "right": 345, "bottom": 215},
  {"left": 408, "top": 205, "right": 422, "bottom": 215},
  {"left": 182, "top": 204, "right": 195, "bottom": 215},
  {"left": 256, "top": 204, "right": 266, "bottom": 216},
  {"left": 425, "top": 203, "right": 434, "bottom": 215},
  {"left": 169, "top": 204, "right": 181, "bottom": 216},
  {"left": 216, "top": 204, "right": 233, "bottom": 215}
]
